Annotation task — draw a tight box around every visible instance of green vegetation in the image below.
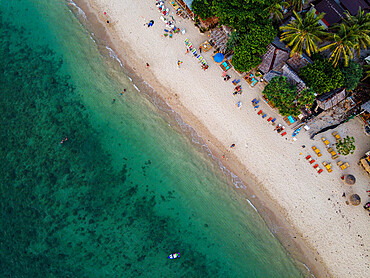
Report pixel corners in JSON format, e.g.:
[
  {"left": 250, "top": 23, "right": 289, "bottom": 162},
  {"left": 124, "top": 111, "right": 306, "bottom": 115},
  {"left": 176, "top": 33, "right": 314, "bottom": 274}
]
[
  {"left": 320, "top": 8, "right": 370, "bottom": 67},
  {"left": 289, "top": 0, "right": 304, "bottom": 12},
  {"left": 232, "top": 24, "right": 276, "bottom": 72},
  {"left": 340, "top": 60, "right": 363, "bottom": 91},
  {"left": 342, "top": 8, "right": 370, "bottom": 57},
  {"left": 191, "top": 0, "right": 214, "bottom": 20},
  {"left": 192, "top": 0, "right": 276, "bottom": 72},
  {"left": 336, "top": 136, "right": 356, "bottom": 156},
  {"left": 280, "top": 10, "right": 326, "bottom": 57},
  {"left": 300, "top": 59, "right": 343, "bottom": 95},
  {"left": 265, "top": 1, "right": 289, "bottom": 22},
  {"left": 262, "top": 76, "right": 314, "bottom": 116},
  {"left": 362, "top": 64, "right": 370, "bottom": 81},
  {"left": 320, "top": 23, "right": 355, "bottom": 67}
]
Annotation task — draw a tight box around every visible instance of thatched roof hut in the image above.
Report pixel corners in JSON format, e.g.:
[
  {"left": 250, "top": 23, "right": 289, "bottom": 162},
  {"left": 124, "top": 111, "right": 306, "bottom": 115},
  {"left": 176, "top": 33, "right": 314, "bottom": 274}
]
[
  {"left": 344, "top": 174, "right": 356, "bottom": 185},
  {"left": 349, "top": 194, "right": 361, "bottom": 206}
]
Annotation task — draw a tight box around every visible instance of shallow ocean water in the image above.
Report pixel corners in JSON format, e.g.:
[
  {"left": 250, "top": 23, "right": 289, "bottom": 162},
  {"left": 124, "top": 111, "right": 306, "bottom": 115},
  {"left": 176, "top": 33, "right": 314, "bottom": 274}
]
[{"left": 0, "top": 0, "right": 303, "bottom": 277}]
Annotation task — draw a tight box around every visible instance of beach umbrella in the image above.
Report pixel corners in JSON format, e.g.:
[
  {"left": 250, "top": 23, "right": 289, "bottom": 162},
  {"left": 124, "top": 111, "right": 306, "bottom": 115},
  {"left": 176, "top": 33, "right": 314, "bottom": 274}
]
[
  {"left": 344, "top": 174, "right": 356, "bottom": 185},
  {"left": 213, "top": 53, "right": 224, "bottom": 63},
  {"left": 349, "top": 194, "right": 361, "bottom": 206}
]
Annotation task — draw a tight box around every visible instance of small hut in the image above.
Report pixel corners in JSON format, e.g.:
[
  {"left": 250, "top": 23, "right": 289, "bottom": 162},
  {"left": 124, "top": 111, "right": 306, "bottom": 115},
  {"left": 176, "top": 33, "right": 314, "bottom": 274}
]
[
  {"left": 349, "top": 194, "right": 361, "bottom": 206},
  {"left": 344, "top": 174, "right": 356, "bottom": 185}
]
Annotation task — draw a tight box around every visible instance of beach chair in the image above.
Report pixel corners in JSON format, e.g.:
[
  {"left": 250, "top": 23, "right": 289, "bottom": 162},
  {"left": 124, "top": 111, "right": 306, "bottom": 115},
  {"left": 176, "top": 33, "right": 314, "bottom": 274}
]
[
  {"left": 337, "top": 161, "right": 349, "bottom": 170},
  {"left": 317, "top": 168, "right": 323, "bottom": 174},
  {"left": 262, "top": 113, "right": 267, "bottom": 118},
  {"left": 327, "top": 147, "right": 339, "bottom": 159},
  {"left": 254, "top": 100, "right": 260, "bottom": 105},
  {"left": 258, "top": 110, "right": 262, "bottom": 115},
  {"left": 321, "top": 137, "right": 330, "bottom": 147},
  {"left": 306, "top": 155, "right": 311, "bottom": 160},
  {"left": 332, "top": 131, "right": 341, "bottom": 142},
  {"left": 251, "top": 98, "right": 257, "bottom": 103},
  {"left": 312, "top": 146, "right": 322, "bottom": 157},
  {"left": 322, "top": 162, "right": 333, "bottom": 173},
  {"left": 254, "top": 105, "right": 259, "bottom": 109},
  {"left": 313, "top": 164, "right": 319, "bottom": 169},
  {"left": 267, "top": 117, "right": 272, "bottom": 122},
  {"left": 309, "top": 158, "right": 316, "bottom": 164},
  {"left": 281, "top": 131, "right": 287, "bottom": 136},
  {"left": 271, "top": 118, "right": 276, "bottom": 123}
]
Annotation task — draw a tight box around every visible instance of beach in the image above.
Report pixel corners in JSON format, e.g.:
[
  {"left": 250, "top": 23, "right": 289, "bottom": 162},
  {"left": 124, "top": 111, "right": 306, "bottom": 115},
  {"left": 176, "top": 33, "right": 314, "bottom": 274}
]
[{"left": 74, "top": 0, "right": 369, "bottom": 277}]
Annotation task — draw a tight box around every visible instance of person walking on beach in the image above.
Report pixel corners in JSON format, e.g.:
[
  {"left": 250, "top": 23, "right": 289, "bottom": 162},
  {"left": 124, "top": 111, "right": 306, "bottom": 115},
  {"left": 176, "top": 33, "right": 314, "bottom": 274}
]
[
  {"left": 230, "top": 144, "right": 235, "bottom": 148},
  {"left": 199, "top": 46, "right": 202, "bottom": 53},
  {"left": 177, "top": 60, "right": 183, "bottom": 68},
  {"left": 146, "top": 63, "right": 150, "bottom": 68}
]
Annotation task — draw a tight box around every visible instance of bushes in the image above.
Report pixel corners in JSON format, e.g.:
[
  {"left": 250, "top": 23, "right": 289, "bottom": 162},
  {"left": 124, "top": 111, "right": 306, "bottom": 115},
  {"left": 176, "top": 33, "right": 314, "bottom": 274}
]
[
  {"left": 232, "top": 23, "right": 276, "bottom": 72},
  {"left": 300, "top": 59, "right": 344, "bottom": 95},
  {"left": 340, "top": 60, "right": 363, "bottom": 91},
  {"left": 263, "top": 76, "right": 315, "bottom": 116}
]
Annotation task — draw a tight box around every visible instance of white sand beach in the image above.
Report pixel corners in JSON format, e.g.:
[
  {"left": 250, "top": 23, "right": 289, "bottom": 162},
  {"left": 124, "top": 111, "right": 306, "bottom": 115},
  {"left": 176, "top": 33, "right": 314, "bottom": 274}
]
[{"left": 75, "top": 0, "right": 369, "bottom": 277}]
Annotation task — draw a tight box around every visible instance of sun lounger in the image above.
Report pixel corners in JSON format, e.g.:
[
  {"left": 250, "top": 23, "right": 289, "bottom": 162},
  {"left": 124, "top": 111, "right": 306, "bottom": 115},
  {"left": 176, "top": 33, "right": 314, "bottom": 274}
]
[
  {"left": 312, "top": 146, "right": 322, "bottom": 157},
  {"left": 322, "top": 162, "right": 333, "bottom": 173},
  {"left": 306, "top": 155, "right": 311, "bottom": 160},
  {"left": 317, "top": 168, "right": 323, "bottom": 174},
  {"left": 337, "top": 161, "right": 349, "bottom": 170},
  {"left": 262, "top": 114, "right": 267, "bottom": 118},
  {"left": 310, "top": 159, "right": 316, "bottom": 164},
  {"left": 327, "top": 147, "right": 339, "bottom": 159},
  {"left": 313, "top": 164, "right": 319, "bottom": 168},
  {"left": 321, "top": 137, "right": 330, "bottom": 147},
  {"left": 281, "top": 131, "right": 287, "bottom": 136},
  {"left": 258, "top": 110, "right": 262, "bottom": 115},
  {"left": 254, "top": 105, "right": 259, "bottom": 109},
  {"left": 277, "top": 126, "right": 285, "bottom": 133},
  {"left": 251, "top": 98, "right": 257, "bottom": 103},
  {"left": 267, "top": 117, "right": 272, "bottom": 122},
  {"left": 332, "top": 131, "right": 341, "bottom": 142},
  {"left": 254, "top": 100, "right": 259, "bottom": 105},
  {"left": 271, "top": 118, "right": 276, "bottom": 123}
]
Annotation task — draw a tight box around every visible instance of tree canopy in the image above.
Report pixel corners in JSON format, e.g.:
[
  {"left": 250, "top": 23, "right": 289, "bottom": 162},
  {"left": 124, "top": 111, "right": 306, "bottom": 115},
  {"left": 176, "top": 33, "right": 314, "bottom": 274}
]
[
  {"left": 232, "top": 23, "right": 276, "bottom": 72},
  {"left": 262, "top": 76, "right": 313, "bottom": 116},
  {"left": 340, "top": 60, "right": 363, "bottom": 91},
  {"left": 280, "top": 10, "right": 326, "bottom": 57},
  {"left": 300, "top": 59, "right": 344, "bottom": 95},
  {"left": 336, "top": 136, "right": 356, "bottom": 156},
  {"left": 212, "top": 0, "right": 269, "bottom": 32},
  {"left": 191, "top": 0, "right": 214, "bottom": 20}
]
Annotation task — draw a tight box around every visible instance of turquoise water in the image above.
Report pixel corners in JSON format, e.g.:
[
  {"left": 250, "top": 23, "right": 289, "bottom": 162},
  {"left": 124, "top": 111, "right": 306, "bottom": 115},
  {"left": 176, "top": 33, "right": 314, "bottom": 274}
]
[{"left": 0, "top": 0, "right": 304, "bottom": 277}]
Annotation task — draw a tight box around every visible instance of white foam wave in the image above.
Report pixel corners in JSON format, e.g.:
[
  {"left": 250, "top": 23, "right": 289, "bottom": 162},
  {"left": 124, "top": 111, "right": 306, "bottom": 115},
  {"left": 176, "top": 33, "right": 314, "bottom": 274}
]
[
  {"left": 66, "top": 0, "right": 87, "bottom": 19},
  {"left": 246, "top": 199, "right": 258, "bottom": 212},
  {"left": 105, "top": 46, "right": 124, "bottom": 68},
  {"left": 89, "top": 35, "right": 96, "bottom": 43},
  {"left": 133, "top": 84, "right": 140, "bottom": 92}
]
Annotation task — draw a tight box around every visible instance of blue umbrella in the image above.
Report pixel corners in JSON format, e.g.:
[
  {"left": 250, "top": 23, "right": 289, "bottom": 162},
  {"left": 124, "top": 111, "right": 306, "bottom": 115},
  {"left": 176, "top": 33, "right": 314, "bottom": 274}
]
[{"left": 213, "top": 53, "right": 224, "bottom": 63}]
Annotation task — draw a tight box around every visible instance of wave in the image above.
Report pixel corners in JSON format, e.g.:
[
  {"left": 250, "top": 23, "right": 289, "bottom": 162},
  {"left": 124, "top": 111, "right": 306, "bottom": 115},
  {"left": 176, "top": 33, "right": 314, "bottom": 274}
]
[
  {"left": 246, "top": 199, "right": 258, "bottom": 212},
  {"left": 66, "top": 0, "right": 87, "bottom": 19},
  {"left": 105, "top": 46, "right": 124, "bottom": 68}
]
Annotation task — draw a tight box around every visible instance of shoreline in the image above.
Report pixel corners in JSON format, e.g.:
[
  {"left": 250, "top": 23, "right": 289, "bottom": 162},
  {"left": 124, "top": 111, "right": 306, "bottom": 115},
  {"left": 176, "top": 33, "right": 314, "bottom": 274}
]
[{"left": 69, "top": 0, "right": 369, "bottom": 277}]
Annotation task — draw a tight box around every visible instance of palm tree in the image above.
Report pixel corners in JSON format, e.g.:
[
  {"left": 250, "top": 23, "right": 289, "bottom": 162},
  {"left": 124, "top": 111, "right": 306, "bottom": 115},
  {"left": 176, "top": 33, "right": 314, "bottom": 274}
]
[
  {"left": 342, "top": 7, "right": 370, "bottom": 57},
  {"left": 320, "top": 24, "right": 356, "bottom": 67},
  {"left": 361, "top": 64, "right": 370, "bottom": 81},
  {"left": 280, "top": 10, "right": 326, "bottom": 56},
  {"left": 289, "top": 0, "right": 304, "bottom": 12},
  {"left": 264, "top": 0, "right": 289, "bottom": 22}
]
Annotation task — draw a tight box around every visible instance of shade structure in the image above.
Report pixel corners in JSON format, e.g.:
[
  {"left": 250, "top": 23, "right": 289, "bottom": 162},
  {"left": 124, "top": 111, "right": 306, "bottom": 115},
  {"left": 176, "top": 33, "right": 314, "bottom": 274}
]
[
  {"left": 213, "top": 53, "right": 224, "bottom": 63},
  {"left": 349, "top": 194, "right": 361, "bottom": 206},
  {"left": 344, "top": 174, "right": 356, "bottom": 185}
]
